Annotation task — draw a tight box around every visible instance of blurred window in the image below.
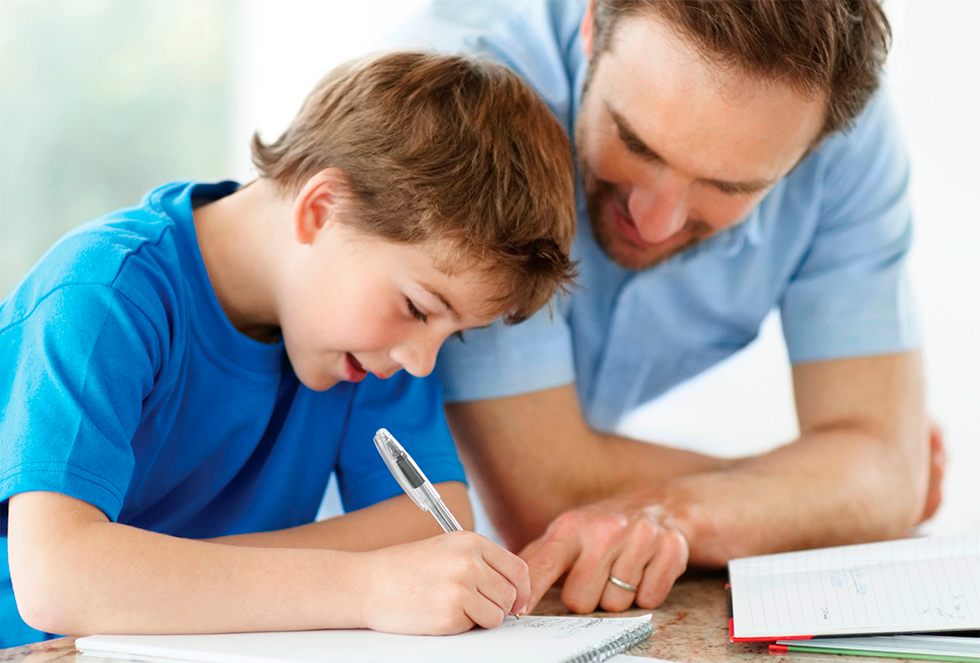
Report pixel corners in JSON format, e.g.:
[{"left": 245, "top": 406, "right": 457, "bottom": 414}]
[{"left": 0, "top": 0, "right": 236, "bottom": 298}]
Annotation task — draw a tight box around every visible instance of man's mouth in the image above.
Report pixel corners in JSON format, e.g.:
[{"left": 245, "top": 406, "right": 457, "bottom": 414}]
[{"left": 610, "top": 201, "right": 674, "bottom": 249}]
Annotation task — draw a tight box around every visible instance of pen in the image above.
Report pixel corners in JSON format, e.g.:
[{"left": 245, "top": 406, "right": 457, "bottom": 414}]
[
  {"left": 373, "top": 428, "right": 521, "bottom": 618},
  {"left": 374, "top": 427, "right": 462, "bottom": 532}
]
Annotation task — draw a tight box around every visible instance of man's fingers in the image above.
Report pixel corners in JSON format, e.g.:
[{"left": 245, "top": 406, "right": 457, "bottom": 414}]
[
  {"left": 635, "top": 528, "right": 688, "bottom": 609},
  {"left": 600, "top": 565, "right": 641, "bottom": 613},
  {"left": 559, "top": 515, "right": 631, "bottom": 614},
  {"left": 597, "top": 527, "right": 657, "bottom": 613},
  {"left": 521, "top": 522, "right": 583, "bottom": 612}
]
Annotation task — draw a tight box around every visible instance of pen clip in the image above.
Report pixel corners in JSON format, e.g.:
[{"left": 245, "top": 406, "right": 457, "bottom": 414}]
[{"left": 374, "top": 428, "right": 431, "bottom": 511}]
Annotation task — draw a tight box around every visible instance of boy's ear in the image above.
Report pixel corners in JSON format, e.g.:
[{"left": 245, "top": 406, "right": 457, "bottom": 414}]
[
  {"left": 292, "top": 167, "right": 353, "bottom": 245},
  {"left": 580, "top": 0, "right": 595, "bottom": 57}
]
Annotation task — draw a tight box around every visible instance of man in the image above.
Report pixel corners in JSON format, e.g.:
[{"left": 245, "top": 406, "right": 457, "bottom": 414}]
[{"left": 393, "top": 0, "right": 943, "bottom": 614}]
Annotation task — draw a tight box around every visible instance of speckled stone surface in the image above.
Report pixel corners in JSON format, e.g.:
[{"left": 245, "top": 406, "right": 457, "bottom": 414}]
[{"left": 0, "top": 572, "right": 922, "bottom": 662}]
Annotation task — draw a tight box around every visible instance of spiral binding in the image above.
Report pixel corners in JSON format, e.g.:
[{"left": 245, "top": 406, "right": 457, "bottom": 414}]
[{"left": 564, "top": 619, "right": 655, "bottom": 663}]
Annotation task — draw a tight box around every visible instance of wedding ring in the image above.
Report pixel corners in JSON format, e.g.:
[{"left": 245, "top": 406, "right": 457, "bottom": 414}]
[{"left": 608, "top": 574, "right": 638, "bottom": 593}]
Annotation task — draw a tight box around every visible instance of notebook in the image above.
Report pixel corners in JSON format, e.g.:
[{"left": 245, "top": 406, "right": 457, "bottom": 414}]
[
  {"left": 728, "top": 532, "right": 980, "bottom": 642},
  {"left": 76, "top": 614, "right": 654, "bottom": 663},
  {"left": 771, "top": 634, "right": 980, "bottom": 662}
]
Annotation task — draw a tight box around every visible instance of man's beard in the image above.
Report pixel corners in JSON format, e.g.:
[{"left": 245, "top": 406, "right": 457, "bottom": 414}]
[{"left": 581, "top": 163, "right": 715, "bottom": 272}]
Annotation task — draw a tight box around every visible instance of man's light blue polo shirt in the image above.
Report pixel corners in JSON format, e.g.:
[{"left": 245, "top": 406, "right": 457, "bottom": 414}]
[{"left": 393, "top": 0, "right": 919, "bottom": 431}]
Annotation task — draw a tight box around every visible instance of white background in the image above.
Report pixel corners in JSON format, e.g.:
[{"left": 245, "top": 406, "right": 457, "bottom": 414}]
[{"left": 231, "top": 1, "right": 979, "bottom": 535}]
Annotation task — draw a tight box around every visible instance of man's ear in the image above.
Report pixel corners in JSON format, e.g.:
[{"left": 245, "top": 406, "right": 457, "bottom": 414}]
[
  {"left": 580, "top": 0, "right": 595, "bottom": 57},
  {"left": 292, "top": 167, "right": 353, "bottom": 245}
]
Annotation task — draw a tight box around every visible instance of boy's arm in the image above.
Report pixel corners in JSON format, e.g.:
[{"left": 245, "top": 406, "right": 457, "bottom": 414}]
[
  {"left": 206, "top": 481, "right": 474, "bottom": 551},
  {"left": 8, "top": 490, "right": 526, "bottom": 637}
]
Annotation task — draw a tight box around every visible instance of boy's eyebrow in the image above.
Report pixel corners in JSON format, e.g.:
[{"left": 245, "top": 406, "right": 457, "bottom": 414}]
[
  {"left": 606, "top": 103, "right": 775, "bottom": 195},
  {"left": 422, "top": 284, "right": 460, "bottom": 322}
]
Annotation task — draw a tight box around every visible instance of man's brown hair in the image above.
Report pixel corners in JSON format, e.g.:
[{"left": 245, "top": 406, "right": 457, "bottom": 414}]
[
  {"left": 591, "top": 0, "right": 891, "bottom": 141},
  {"left": 252, "top": 51, "right": 576, "bottom": 324}
]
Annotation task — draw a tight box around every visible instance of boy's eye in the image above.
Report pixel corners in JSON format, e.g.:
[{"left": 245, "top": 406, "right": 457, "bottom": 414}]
[{"left": 407, "top": 298, "right": 428, "bottom": 323}]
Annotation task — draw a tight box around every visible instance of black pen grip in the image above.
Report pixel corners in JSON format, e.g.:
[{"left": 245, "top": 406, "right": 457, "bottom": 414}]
[{"left": 394, "top": 453, "right": 426, "bottom": 489}]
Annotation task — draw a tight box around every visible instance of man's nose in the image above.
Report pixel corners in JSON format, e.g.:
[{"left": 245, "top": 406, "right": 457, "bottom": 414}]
[
  {"left": 390, "top": 335, "right": 441, "bottom": 378},
  {"left": 629, "top": 172, "right": 689, "bottom": 244}
]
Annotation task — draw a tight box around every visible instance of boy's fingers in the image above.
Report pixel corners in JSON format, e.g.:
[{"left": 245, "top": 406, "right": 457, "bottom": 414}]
[
  {"left": 480, "top": 541, "right": 531, "bottom": 613},
  {"left": 476, "top": 567, "right": 520, "bottom": 617},
  {"left": 465, "top": 594, "right": 508, "bottom": 630}
]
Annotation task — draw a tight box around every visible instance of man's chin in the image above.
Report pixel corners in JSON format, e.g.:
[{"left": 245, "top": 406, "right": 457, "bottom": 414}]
[{"left": 593, "top": 226, "right": 696, "bottom": 272}]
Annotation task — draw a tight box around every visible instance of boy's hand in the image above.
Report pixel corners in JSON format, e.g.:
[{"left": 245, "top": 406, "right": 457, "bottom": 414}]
[{"left": 361, "top": 531, "right": 530, "bottom": 635}]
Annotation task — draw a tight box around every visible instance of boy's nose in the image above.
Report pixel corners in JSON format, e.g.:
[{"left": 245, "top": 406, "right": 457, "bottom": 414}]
[{"left": 391, "top": 336, "right": 440, "bottom": 378}]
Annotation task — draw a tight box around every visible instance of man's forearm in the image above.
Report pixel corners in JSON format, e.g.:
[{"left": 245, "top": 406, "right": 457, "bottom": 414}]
[
  {"left": 651, "top": 425, "right": 929, "bottom": 567},
  {"left": 446, "top": 389, "right": 733, "bottom": 550}
]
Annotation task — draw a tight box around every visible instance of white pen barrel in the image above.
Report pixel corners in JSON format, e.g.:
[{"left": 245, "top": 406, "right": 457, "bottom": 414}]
[
  {"left": 419, "top": 483, "right": 462, "bottom": 532},
  {"left": 431, "top": 503, "right": 463, "bottom": 533}
]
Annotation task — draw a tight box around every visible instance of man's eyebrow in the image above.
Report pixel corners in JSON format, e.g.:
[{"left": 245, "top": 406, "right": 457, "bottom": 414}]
[
  {"left": 606, "top": 103, "right": 776, "bottom": 195},
  {"left": 608, "top": 105, "right": 661, "bottom": 162}
]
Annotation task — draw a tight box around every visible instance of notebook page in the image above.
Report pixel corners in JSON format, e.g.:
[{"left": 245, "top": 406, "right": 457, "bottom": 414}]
[
  {"left": 729, "top": 533, "right": 980, "bottom": 639},
  {"left": 76, "top": 614, "right": 654, "bottom": 663}
]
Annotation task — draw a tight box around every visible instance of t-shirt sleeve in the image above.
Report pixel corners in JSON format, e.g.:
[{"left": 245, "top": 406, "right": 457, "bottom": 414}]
[
  {"left": 0, "top": 284, "right": 159, "bottom": 527},
  {"left": 333, "top": 372, "right": 466, "bottom": 513},
  {"left": 435, "top": 304, "right": 576, "bottom": 403},
  {"left": 780, "top": 93, "right": 920, "bottom": 363}
]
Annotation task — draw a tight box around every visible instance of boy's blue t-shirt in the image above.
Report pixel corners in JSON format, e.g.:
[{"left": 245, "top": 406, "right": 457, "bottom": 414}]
[{"left": 0, "top": 181, "right": 466, "bottom": 646}]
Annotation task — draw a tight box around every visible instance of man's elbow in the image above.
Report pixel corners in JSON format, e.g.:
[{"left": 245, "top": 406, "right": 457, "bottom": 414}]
[{"left": 879, "top": 424, "right": 933, "bottom": 536}]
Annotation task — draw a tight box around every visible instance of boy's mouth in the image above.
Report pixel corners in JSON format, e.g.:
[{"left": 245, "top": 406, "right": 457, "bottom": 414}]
[{"left": 345, "top": 353, "right": 368, "bottom": 382}]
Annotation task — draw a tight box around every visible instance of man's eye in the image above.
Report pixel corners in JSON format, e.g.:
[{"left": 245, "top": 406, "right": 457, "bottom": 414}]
[
  {"left": 618, "top": 127, "right": 654, "bottom": 158},
  {"left": 407, "top": 298, "right": 428, "bottom": 323},
  {"left": 622, "top": 133, "right": 647, "bottom": 155}
]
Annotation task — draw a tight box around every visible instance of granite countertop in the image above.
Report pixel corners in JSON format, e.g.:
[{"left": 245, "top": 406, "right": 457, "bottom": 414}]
[{"left": 0, "top": 571, "right": 922, "bottom": 662}]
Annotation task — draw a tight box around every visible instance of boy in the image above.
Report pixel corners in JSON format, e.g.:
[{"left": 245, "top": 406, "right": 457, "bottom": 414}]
[{"left": 0, "top": 51, "right": 575, "bottom": 646}]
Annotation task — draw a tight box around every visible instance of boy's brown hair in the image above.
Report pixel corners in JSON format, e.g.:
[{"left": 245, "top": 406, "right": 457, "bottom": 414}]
[
  {"left": 591, "top": 0, "right": 891, "bottom": 142},
  {"left": 252, "top": 51, "right": 576, "bottom": 324}
]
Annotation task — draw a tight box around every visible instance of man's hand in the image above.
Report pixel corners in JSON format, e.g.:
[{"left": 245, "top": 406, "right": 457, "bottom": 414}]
[
  {"left": 448, "top": 354, "right": 927, "bottom": 615},
  {"left": 519, "top": 491, "right": 688, "bottom": 614}
]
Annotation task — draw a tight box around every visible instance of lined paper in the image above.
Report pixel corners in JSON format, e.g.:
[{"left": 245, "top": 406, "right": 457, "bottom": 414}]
[{"left": 729, "top": 533, "right": 980, "bottom": 639}]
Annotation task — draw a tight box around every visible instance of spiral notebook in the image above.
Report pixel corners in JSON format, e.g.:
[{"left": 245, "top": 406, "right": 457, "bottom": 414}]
[{"left": 76, "top": 614, "right": 654, "bottom": 663}]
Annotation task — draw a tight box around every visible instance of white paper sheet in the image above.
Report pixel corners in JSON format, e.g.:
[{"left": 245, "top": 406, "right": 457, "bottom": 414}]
[
  {"left": 729, "top": 532, "right": 980, "bottom": 639},
  {"left": 77, "top": 614, "right": 654, "bottom": 663}
]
